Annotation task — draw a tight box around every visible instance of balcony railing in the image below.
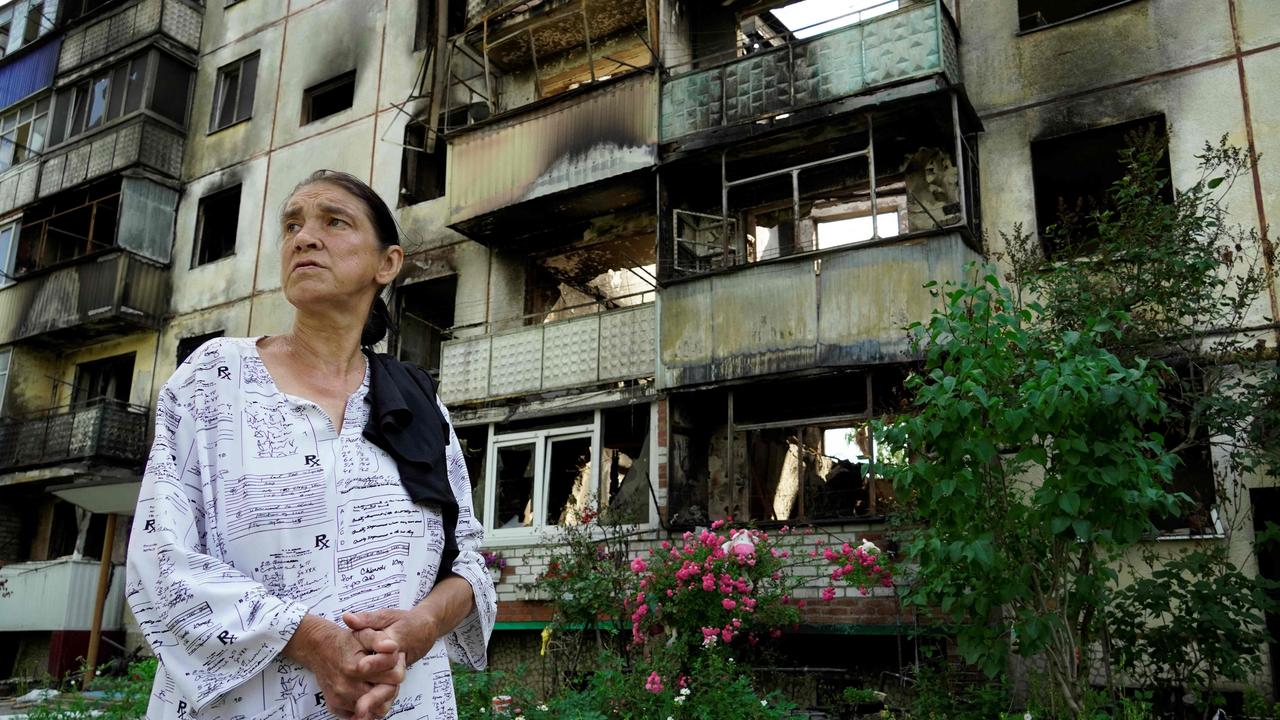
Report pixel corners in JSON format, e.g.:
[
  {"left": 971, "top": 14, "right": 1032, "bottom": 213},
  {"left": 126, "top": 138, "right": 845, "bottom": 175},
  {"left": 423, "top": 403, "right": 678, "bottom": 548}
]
[
  {"left": 660, "top": 0, "right": 960, "bottom": 141},
  {"left": 39, "top": 115, "right": 185, "bottom": 198},
  {"left": 0, "top": 248, "right": 170, "bottom": 346},
  {"left": 658, "top": 231, "right": 980, "bottom": 388},
  {"left": 0, "top": 399, "right": 149, "bottom": 473},
  {"left": 440, "top": 301, "right": 656, "bottom": 403},
  {"left": 57, "top": 0, "right": 203, "bottom": 74},
  {"left": 0, "top": 558, "right": 126, "bottom": 631}
]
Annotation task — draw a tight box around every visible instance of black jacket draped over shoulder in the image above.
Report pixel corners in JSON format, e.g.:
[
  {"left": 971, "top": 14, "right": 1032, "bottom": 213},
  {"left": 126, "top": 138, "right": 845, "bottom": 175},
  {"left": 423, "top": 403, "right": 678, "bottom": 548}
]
[{"left": 361, "top": 350, "right": 459, "bottom": 585}]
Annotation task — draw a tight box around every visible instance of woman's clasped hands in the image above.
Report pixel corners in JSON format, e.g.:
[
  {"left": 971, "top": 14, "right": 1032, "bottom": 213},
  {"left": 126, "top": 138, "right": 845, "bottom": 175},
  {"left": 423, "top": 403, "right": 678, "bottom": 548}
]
[{"left": 288, "top": 609, "right": 438, "bottom": 720}]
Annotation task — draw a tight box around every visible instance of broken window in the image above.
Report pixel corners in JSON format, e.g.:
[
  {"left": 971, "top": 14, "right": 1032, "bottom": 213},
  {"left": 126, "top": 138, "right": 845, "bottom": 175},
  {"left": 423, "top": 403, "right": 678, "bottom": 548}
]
[
  {"left": 1150, "top": 362, "right": 1218, "bottom": 536},
  {"left": 1030, "top": 115, "right": 1170, "bottom": 260},
  {"left": 176, "top": 331, "right": 224, "bottom": 366},
  {"left": 669, "top": 370, "right": 904, "bottom": 526},
  {"left": 399, "top": 119, "right": 446, "bottom": 206},
  {"left": 667, "top": 99, "right": 968, "bottom": 277},
  {"left": 193, "top": 184, "right": 241, "bottom": 267},
  {"left": 416, "top": 0, "right": 466, "bottom": 51},
  {"left": 600, "top": 404, "right": 651, "bottom": 524},
  {"left": 72, "top": 352, "right": 135, "bottom": 408},
  {"left": 14, "top": 177, "right": 121, "bottom": 275},
  {"left": 483, "top": 407, "right": 654, "bottom": 535},
  {"left": 151, "top": 53, "right": 193, "bottom": 125},
  {"left": 302, "top": 70, "right": 356, "bottom": 125},
  {"left": 210, "top": 52, "right": 259, "bottom": 132},
  {"left": 21, "top": 2, "right": 42, "bottom": 45},
  {"left": 0, "top": 220, "right": 15, "bottom": 286},
  {"left": 48, "top": 52, "right": 167, "bottom": 147},
  {"left": 396, "top": 274, "right": 457, "bottom": 377},
  {"left": 1018, "top": 0, "right": 1136, "bottom": 31},
  {"left": 525, "top": 233, "right": 656, "bottom": 324},
  {"left": 456, "top": 424, "right": 488, "bottom": 521}
]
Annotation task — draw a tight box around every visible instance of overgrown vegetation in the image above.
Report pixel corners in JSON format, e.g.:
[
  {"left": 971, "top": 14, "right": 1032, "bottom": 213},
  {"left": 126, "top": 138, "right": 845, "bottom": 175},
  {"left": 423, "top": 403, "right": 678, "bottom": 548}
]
[{"left": 877, "top": 128, "right": 1278, "bottom": 717}]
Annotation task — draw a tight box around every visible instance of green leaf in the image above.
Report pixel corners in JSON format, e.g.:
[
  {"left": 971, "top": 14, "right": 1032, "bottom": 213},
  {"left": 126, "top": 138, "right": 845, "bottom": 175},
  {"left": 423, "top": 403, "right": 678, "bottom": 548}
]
[{"left": 1059, "top": 492, "right": 1081, "bottom": 515}]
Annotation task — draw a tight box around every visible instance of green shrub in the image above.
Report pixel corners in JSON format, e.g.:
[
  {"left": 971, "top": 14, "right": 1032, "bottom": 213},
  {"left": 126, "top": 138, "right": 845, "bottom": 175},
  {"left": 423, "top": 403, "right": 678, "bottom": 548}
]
[{"left": 27, "top": 658, "right": 156, "bottom": 720}]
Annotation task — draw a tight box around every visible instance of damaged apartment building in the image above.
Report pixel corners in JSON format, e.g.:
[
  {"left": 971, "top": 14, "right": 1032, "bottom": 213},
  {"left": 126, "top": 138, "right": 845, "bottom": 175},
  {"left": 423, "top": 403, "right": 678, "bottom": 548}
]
[{"left": 0, "top": 0, "right": 1276, "bottom": 698}]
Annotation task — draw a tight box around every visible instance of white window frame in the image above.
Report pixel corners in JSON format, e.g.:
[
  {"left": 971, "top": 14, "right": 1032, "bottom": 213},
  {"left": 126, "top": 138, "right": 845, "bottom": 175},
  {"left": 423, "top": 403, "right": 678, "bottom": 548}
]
[
  {"left": 0, "top": 347, "right": 12, "bottom": 414},
  {"left": 481, "top": 406, "right": 658, "bottom": 546},
  {"left": 0, "top": 219, "right": 19, "bottom": 287}
]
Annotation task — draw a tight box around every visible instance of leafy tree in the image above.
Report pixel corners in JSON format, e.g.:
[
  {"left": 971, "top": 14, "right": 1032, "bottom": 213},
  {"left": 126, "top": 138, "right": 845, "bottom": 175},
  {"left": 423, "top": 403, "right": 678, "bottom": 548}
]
[{"left": 880, "top": 128, "right": 1276, "bottom": 716}]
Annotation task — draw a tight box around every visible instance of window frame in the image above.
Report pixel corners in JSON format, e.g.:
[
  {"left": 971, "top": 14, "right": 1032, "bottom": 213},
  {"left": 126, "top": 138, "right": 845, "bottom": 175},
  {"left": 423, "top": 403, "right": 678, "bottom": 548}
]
[
  {"left": 301, "top": 69, "right": 357, "bottom": 126},
  {"left": 0, "top": 347, "right": 12, "bottom": 415},
  {"left": 0, "top": 219, "right": 20, "bottom": 287},
  {"left": 209, "top": 52, "right": 260, "bottom": 133},
  {"left": 192, "top": 184, "right": 242, "bottom": 268},
  {"left": 0, "top": 96, "right": 50, "bottom": 171},
  {"left": 1016, "top": 0, "right": 1144, "bottom": 34},
  {"left": 480, "top": 407, "right": 658, "bottom": 547}
]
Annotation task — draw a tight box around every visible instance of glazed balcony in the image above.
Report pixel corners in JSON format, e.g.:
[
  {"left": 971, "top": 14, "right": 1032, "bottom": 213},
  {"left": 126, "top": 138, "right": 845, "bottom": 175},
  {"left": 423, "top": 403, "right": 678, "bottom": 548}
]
[
  {"left": 660, "top": 0, "right": 960, "bottom": 147},
  {"left": 439, "top": 301, "right": 655, "bottom": 404},
  {"left": 657, "top": 231, "right": 979, "bottom": 388},
  {"left": 57, "top": 0, "right": 203, "bottom": 75}
]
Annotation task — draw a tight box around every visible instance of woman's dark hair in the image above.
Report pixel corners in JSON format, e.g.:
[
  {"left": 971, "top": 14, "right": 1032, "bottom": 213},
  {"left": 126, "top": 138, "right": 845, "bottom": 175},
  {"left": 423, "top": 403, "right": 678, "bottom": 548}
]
[{"left": 289, "top": 169, "right": 399, "bottom": 347}]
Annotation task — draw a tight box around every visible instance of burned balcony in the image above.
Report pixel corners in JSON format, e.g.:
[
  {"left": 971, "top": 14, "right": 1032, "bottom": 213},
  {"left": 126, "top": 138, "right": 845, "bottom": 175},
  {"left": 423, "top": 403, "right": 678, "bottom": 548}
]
[
  {"left": 445, "top": 72, "right": 657, "bottom": 244},
  {"left": 0, "top": 174, "right": 174, "bottom": 346},
  {"left": 658, "top": 230, "right": 979, "bottom": 388},
  {"left": 57, "top": 0, "right": 204, "bottom": 75},
  {"left": 439, "top": 300, "right": 656, "bottom": 404},
  {"left": 0, "top": 399, "right": 149, "bottom": 473},
  {"left": 0, "top": 247, "right": 169, "bottom": 345},
  {"left": 660, "top": 0, "right": 960, "bottom": 148}
]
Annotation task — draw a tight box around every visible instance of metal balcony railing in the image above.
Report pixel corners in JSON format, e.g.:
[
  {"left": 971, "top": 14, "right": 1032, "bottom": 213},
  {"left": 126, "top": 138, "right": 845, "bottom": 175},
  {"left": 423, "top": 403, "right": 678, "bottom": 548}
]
[
  {"left": 0, "top": 398, "right": 149, "bottom": 473},
  {"left": 660, "top": 0, "right": 960, "bottom": 141}
]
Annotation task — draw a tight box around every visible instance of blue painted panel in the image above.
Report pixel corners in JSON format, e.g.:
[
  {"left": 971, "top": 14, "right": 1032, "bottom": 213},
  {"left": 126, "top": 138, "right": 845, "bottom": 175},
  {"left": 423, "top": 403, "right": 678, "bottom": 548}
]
[{"left": 0, "top": 36, "right": 61, "bottom": 111}]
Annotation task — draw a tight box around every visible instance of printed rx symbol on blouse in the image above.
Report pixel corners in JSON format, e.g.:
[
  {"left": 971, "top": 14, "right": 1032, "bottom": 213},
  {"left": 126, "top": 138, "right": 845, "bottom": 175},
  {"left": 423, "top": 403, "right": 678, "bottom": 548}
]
[
  {"left": 315, "top": 534, "right": 329, "bottom": 549},
  {"left": 305, "top": 454, "right": 320, "bottom": 467},
  {"left": 217, "top": 366, "right": 231, "bottom": 380}
]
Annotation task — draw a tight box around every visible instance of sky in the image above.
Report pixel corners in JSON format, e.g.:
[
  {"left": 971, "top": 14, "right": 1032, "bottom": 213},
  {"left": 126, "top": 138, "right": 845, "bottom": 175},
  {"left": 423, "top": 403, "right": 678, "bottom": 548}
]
[{"left": 772, "top": 0, "right": 901, "bottom": 39}]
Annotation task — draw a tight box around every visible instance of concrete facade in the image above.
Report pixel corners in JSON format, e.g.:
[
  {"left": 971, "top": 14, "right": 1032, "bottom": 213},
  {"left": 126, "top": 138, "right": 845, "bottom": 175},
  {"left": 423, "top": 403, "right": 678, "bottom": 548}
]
[{"left": 0, "top": 0, "right": 1272, "bottom": 698}]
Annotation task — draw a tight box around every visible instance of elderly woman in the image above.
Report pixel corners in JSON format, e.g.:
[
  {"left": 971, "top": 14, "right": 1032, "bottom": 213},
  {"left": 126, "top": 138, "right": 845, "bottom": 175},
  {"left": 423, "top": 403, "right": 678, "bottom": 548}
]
[{"left": 126, "top": 170, "right": 495, "bottom": 720}]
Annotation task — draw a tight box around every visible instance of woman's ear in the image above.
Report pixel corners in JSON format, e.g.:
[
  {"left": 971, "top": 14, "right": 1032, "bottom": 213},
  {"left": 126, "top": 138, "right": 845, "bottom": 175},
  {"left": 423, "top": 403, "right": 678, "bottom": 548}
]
[{"left": 376, "top": 245, "right": 404, "bottom": 285}]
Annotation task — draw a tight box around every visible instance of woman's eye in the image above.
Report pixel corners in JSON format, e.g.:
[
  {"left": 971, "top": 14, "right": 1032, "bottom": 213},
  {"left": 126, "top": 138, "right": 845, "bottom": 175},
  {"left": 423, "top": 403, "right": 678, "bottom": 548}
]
[{"left": 329, "top": 217, "right": 347, "bottom": 228}]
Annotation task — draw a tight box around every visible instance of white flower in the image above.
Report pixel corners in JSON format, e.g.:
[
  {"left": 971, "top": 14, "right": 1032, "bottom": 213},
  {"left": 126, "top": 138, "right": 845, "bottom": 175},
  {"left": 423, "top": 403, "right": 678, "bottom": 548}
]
[
  {"left": 537, "top": 705, "right": 548, "bottom": 712},
  {"left": 761, "top": 699, "right": 768, "bottom": 707},
  {"left": 680, "top": 688, "right": 691, "bottom": 696},
  {"left": 674, "top": 696, "right": 686, "bottom": 705},
  {"left": 721, "top": 529, "right": 756, "bottom": 557},
  {"left": 860, "top": 538, "right": 880, "bottom": 554}
]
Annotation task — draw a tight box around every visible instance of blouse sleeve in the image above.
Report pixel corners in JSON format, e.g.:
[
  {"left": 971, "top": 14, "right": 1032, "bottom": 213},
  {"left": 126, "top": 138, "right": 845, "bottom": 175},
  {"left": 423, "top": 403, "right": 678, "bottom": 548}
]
[
  {"left": 438, "top": 401, "right": 497, "bottom": 670},
  {"left": 126, "top": 385, "right": 310, "bottom": 712}
]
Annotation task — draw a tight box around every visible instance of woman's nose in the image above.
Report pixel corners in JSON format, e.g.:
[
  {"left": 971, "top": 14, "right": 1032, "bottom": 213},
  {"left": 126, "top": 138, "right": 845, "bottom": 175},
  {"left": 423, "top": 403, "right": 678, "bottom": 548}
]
[{"left": 293, "top": 222, "right": 323, "bottom": 250}]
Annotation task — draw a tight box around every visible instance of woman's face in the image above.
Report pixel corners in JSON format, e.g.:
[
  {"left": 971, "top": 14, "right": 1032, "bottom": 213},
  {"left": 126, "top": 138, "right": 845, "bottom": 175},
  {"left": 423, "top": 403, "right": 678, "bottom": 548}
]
[{"left": 279, "top": 182, "right": 400, "bottom": 313}]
